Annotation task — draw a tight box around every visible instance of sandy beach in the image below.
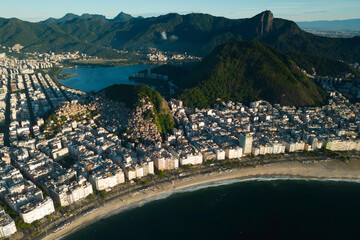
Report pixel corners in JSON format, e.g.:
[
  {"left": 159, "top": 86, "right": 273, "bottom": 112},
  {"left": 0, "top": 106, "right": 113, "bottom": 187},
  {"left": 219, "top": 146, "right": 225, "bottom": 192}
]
[{"left": 42, "top": 159, "right": 360, "bottom": 240}]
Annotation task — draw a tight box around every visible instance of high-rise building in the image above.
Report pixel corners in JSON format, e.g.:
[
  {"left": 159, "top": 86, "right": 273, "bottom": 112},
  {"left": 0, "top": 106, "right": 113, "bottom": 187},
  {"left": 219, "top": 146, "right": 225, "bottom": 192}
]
[{"left": 239, "top": 134, "right": 253, "bottom": 155}]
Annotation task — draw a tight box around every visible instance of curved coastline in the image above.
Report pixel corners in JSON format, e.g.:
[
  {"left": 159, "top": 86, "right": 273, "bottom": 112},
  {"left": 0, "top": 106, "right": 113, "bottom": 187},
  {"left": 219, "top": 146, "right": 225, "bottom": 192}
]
[{"left": 43, "top": 159, "right": 360, "bottom": 240}]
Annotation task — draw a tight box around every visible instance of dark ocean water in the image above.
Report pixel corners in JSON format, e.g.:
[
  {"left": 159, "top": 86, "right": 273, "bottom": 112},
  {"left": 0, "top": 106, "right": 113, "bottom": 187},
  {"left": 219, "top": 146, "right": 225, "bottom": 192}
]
[
  {"left": 62, "top": 179, "right": 360, "bottom": 240},
  {"left": 59, "top": 65, "right": 154, "bottom": 92}
]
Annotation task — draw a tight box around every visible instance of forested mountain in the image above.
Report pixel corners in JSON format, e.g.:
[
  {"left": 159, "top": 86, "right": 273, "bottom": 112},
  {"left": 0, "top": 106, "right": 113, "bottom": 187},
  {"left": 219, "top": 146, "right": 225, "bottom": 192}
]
[
  {"left": 0, "top": 11, "right": 359, "bottom": 62},
  {"left": 178, "top": 41, "right": 328, "bottom": 108}
]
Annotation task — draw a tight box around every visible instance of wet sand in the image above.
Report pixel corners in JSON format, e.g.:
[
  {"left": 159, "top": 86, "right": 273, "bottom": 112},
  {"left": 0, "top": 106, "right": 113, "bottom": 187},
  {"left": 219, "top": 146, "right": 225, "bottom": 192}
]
[{"left": 43, "top": 159, "right": 360, "bottom": 240}]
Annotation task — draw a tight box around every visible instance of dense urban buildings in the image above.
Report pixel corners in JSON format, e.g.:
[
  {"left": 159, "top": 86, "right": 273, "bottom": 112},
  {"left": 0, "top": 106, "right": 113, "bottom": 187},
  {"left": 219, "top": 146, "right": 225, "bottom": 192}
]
[{"left": 0, "top": 50, "right": 359, "bottom": 237}]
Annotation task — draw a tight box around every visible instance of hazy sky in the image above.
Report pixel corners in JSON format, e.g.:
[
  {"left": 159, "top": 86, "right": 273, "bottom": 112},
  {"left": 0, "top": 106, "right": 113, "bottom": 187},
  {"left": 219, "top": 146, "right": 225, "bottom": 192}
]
[{"left": 0, "top": 0, "right": 359, "bottom": 22}]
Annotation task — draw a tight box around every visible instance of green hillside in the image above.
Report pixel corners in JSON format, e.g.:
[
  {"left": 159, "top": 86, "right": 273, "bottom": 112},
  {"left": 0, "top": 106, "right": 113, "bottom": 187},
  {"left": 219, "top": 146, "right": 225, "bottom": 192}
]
[
  {"left": 287, "top": 52, "right": 360, "bottom": 77},
  {"left": 0, "top": 17, "right": 121, "bottom": 58},
  {"left": 263, "top": 18, "right": 360, "bottom": 63},
  {"left": 102, "top": 84, "right": 174, "bottom": 133},
  {"left": 178, "top": 41, "right": 327, "bottom": 108}
]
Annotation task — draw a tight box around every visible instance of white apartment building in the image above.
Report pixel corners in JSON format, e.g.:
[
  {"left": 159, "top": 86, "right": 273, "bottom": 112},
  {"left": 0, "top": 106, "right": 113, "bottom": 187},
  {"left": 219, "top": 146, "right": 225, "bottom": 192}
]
[{"left": 19, "top": 197, "right": 55, "bottom": 223}]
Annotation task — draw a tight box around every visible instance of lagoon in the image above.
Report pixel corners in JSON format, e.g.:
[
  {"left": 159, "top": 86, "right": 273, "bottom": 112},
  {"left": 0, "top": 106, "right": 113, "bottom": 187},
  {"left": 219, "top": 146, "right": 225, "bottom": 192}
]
[{"left": 59, "top": 65, "right": 154, "bottom": 92}]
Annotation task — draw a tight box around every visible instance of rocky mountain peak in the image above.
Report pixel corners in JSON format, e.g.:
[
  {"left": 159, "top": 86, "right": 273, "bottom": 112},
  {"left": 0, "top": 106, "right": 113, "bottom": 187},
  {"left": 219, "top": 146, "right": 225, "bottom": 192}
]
[{"left": 254, "top": 10, "right": 274, "bottom": 35}]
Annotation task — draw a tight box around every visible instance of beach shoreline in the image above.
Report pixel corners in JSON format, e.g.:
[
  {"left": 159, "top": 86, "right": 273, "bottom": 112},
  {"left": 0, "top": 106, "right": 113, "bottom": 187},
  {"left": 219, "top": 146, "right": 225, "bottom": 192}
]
[{"left": 41, "top": 158, "right": 360, "bottom": 240}]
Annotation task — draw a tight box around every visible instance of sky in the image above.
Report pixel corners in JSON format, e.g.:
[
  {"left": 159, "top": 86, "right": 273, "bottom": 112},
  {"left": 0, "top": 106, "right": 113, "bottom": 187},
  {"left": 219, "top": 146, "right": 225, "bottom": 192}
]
[{"left": 0, "top": 0, "right": 359, "bottom": 22}]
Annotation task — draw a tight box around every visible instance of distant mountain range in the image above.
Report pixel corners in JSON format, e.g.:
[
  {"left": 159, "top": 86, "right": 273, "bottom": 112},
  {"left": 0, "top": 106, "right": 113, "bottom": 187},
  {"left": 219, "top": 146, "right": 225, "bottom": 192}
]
[
  {"left": 42, "top": 12, "right": 138, "bottom": 24},
  {"left": 297, "top": 19, "right": 360, "bottom": 31},
  {"left": 0, "top": 11, "right": 359, "bottom": 62}
]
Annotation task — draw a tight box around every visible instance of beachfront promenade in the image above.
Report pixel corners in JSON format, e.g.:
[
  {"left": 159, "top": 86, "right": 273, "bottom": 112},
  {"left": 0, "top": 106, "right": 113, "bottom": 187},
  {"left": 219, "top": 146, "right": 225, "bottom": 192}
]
[{"left": 37, "top": 152, "right": 360, "bottom": 240}]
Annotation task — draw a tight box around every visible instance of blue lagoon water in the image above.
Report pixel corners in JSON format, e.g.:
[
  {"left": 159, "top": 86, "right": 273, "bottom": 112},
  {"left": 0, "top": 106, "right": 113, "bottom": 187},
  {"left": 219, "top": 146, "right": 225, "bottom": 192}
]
[
  {"left": 59, "top": 65, "right": 154, "bottom": 92},
  {"left": 63, "top": 179, "right": 360, "bottom": 240}
]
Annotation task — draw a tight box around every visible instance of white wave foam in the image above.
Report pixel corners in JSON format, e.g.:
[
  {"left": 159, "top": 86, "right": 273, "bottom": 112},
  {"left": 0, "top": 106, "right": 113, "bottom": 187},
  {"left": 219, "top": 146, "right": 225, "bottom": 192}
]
[
  {"left": 171, "top": 176, "right": 360, "bottom": 195},
  {"left": 57, "top": 176, "right": 360, "bottom": 239}
]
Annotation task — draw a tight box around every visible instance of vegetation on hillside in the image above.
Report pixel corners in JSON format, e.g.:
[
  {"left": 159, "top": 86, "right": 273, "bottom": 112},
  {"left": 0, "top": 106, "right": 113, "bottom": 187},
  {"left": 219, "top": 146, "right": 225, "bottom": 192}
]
[
  {"left": 0, "top": 17, "right": 122, "bottom": 58},
  {"left": 287, "top": 52, "right": 360, "bottom": 77},
  {"left": 103, "top": 84, "right": 174, "bottom": 133},
  {"left": 178, "top": 40, "right": 328, "bottom": 108},
  {"left": 262, "top": 19, "right": 360, "bottom": 63}
]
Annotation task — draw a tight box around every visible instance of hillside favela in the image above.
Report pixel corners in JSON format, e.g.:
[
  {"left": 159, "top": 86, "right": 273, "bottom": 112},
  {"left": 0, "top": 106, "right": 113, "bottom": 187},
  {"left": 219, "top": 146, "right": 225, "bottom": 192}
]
[{"left": 0, "top": 1, "right": 359, "bottom": 239}]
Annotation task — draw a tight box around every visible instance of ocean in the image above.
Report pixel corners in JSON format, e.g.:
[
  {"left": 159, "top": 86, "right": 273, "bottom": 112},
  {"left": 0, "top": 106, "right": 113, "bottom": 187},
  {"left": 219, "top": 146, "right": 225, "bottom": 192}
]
[
  {"left": 59, "top": 65, "right": 154, "bottom": 92},
  {"left": 62, "top": 179, "right": 360, "bottom": 240}
]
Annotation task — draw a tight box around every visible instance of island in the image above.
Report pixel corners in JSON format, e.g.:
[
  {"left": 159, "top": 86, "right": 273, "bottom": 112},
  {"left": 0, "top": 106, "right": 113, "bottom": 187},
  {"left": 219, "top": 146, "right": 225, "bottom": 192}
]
[{"left": 57, "top": 73, "right": 77, "bottom": 80}]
